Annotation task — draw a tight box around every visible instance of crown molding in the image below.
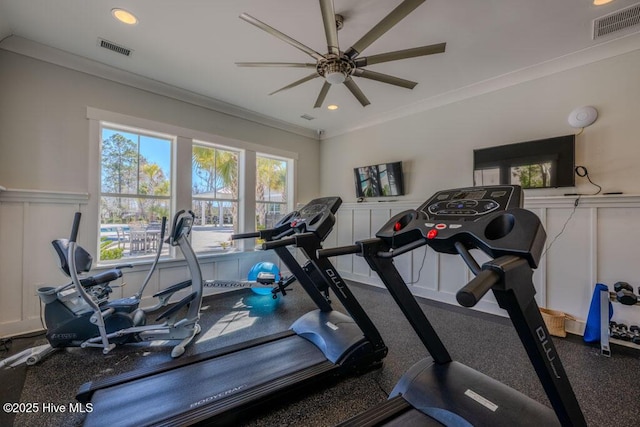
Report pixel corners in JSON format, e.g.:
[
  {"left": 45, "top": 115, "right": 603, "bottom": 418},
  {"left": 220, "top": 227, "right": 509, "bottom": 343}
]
[{"left": 0, "top": 36, "right": 319, "bottom": 141}]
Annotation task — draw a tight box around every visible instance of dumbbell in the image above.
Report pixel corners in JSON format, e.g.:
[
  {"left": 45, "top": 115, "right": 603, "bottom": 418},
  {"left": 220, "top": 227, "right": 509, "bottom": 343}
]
[
  {"left": 630, "top": 325, "right": 640, "bottom": 345},
  {"left": 614, "top": 282, "right": 638, "bottom": 305},
  {"left": 610, "top": 321, "right": 625, "bottom": 340}
]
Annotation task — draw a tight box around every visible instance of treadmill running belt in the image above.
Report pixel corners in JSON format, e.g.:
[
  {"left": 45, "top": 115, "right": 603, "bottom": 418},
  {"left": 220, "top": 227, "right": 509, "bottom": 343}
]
[{"left": 84, "top": 336, "right": 329, "bottom": 426}]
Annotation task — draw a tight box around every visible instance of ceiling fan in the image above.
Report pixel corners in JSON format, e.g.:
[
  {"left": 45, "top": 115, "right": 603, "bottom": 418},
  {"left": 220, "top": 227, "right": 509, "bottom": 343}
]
[{"left": 236, "top": 0, "right": 446, "bottom": 108}]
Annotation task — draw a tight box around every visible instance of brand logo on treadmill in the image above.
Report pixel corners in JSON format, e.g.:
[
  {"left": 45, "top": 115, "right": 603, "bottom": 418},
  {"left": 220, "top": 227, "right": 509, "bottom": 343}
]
[
  {"left": 50, "top": 333, "right": 77, "bottom": 340},
  {"left": 536, "top": 326, "right": 561, "bottom": 379},
  {"left": 325, "top": 269, "right": 347, "bottom": 299},
  {"left": 189, "top": 384, "right": 247, "bottom": 409}
]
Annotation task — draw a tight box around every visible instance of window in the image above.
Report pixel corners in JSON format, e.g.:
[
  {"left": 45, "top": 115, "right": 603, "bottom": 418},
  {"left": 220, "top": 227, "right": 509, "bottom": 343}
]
[
  {"left": 99, "top": 126, "right": 172, "bottom": 261},
  {"left": 256, "top": 155, "right": 289, "bottom": 230},
  {"left": 91, "top": 109, "right": 297, "bottom": 264},
  {"left": 191, "top": 143, "right": 239, "bottom": 252}
]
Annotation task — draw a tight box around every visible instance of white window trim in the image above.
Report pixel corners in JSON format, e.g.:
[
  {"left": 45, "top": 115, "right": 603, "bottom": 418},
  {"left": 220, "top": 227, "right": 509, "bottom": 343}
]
[{"left": 87, "top": 107, "right": 297, "bottom": 264}]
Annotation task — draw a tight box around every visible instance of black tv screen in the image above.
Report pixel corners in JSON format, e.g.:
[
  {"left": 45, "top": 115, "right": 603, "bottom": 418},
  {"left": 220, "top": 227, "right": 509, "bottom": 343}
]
[
  {"left": 354, "top": 161, "right": 405, "bottom": 198},
  {"left": 473, "top": 135, "right": 575, "bottom": 189}
]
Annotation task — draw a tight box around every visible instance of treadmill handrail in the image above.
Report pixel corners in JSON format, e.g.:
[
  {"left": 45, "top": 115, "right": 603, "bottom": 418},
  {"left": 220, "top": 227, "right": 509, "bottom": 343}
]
[
  {"left": 231, "top": 231, "right": 261, "bottom": 239},
  {"left": 262, "top": 236, "right": 297, "bottom": 250},
  {"left": 456, "top": 268, "right": 501, "bottom": 308},
  {"left": 317, "top": 244, "right": 361, "bottom": 258}
]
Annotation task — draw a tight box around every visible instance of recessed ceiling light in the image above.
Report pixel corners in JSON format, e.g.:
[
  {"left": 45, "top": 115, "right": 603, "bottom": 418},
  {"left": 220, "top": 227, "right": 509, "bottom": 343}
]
[
  {"left": 327, "top": 104, "right": 339, "bottom": 110},
  {"left": 593, "top": 0, "right": 613, "bottom": 5},
  {"left": 112, "top": 8, "right": 138, "bottom": 25}
]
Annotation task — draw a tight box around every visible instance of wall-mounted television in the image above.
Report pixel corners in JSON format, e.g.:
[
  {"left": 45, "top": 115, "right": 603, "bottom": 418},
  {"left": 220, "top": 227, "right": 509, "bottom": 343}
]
[
  {"left": 354, "top": 161, "right": 405, "bottom": 198},
  {"left": 473, "top": 135, "right": 575, "bottom": 189}
]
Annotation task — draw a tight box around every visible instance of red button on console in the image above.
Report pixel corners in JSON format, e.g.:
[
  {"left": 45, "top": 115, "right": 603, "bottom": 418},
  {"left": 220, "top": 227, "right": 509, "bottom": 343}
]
[
  {"left": 435, "top": 223, "right": 447, "bottom": 230},
  {"left": 427, "top": 229, "right": 438, "bottom": 239}
]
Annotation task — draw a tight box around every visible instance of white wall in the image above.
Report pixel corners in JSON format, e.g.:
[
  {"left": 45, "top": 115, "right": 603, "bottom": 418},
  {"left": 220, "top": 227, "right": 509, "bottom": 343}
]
[
  {"left": 320, "top": 48, "right": 640, "bottom": 201},
  {"left": 320, "top": 48, "right": 640, "bottom": 340},
  {"left": 0, "top": 48, "right": 320, "bottom": 337},
  {"left": 0, "top": 49, "right": 320, "bottom": 198}
]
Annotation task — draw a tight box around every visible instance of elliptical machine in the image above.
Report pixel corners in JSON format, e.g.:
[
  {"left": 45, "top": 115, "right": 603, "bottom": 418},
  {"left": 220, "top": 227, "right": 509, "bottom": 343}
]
[{"left": 1, "top": 210, "right": 203, "bottom": 368}]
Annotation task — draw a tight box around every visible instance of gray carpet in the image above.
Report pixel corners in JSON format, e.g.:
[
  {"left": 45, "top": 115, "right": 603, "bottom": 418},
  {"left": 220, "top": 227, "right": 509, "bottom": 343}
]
[{"left": 1, "top": 281, "right": 639, "bottom": 427}]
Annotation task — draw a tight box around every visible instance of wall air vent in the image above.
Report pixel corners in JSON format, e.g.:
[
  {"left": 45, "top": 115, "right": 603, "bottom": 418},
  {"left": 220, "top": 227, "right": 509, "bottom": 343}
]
[
  {"left": 593, "top": 2, "right": 640, "bottom": 39},
  {"left": 98, "top": 38, "right": 133, "bottom": 56},
  {"left": 300, "top": 114, "right": 315, "bottom": 121}
]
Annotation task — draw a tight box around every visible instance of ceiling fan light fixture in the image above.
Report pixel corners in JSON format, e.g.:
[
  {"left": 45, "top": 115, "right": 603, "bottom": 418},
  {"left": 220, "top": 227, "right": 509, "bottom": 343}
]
[
  {"left": 327, "top": 104, "right": 339, "bottom": 110},
  {"left": 593, "top": 0, "right": 614, "bottom": 5},
  {"left": 112, "top": 8, "right": 138, "bottom": 25},
  {"left": 325, "top": 71, "right": 346, "bottom": 85}
]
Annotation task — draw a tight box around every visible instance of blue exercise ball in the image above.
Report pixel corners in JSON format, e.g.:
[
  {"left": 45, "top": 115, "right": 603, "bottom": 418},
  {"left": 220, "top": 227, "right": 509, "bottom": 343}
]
[{"left": 248, "top": 262, "right": 280, "bottom": 295}]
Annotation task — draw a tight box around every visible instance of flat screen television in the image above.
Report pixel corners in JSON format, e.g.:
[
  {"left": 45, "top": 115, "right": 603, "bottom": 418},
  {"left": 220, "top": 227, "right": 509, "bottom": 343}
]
[
  {"left": 354, "top": 161, "right": 405, "bottom": 198},
  {"left": 473, "top": 135, "right": 575, "bottom": 189}
]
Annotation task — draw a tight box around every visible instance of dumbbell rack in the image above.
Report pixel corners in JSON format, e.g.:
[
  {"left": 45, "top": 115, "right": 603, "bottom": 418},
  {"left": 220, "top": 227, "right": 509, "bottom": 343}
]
[{"left": 601, "top": 290, "right": 640, "bottom": 357}]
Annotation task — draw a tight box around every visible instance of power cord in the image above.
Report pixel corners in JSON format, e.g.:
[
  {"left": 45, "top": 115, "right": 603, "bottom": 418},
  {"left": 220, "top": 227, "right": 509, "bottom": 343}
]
[
  {"left": 407, "top": 246, "right": 428, "bottom": 285},
  {"left": 564, "top": 166, "right": 601, "bottom": 196},
  {"left": 542, "top": 195, "right": 580, "bottom": 257}
]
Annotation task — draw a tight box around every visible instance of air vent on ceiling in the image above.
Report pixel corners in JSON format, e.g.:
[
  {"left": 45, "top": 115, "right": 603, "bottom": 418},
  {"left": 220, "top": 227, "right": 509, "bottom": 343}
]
[
  {"left": 593, "top": 2, "right": 640, "bottom": 39},
  {"left": 98, "top": 38, "right": 133, "bottom": 56},
  {"left": 300, "top": 114, "right": 315, "bottom": 121}
]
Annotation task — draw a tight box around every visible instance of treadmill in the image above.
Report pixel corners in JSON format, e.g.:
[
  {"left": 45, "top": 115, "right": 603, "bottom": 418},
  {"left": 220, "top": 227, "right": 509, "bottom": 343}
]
[
  {"left": 76, "top": 197, "right": 388, "bottom": 426},
  {"left": 318, "top": 185, "right": 587, "bottom": 427}
]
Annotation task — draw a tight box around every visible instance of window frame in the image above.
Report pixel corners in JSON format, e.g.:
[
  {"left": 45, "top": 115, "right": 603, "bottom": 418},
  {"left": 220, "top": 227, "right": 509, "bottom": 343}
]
[
  {"left": 255, "top": 152, "right": 293, "bottom": 231},
  {"left": 191, "top": 141, "right": 241, "bottom": 253},
  {"left": 88, "top": 108, "right": 298, "bottom": 266},
  {"left": 98, "top": 122, "right": 175, "bottom": 263}
]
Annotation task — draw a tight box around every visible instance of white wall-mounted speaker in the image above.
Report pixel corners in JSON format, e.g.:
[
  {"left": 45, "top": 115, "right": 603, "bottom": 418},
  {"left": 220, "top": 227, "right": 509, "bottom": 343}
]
[{"left": 568, "top": 106, "right": 598, "bottom": 128}]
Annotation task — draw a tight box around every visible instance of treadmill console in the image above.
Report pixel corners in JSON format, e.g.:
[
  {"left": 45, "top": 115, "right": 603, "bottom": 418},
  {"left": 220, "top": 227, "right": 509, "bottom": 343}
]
[
  {"left": 376, "top": 185, "right": 545, "bottom": 268},
  {"left": 276, "top": 197, "right": 342, "bottom": 240},
  {"left": 418, "top": 186, "right": 521, "bottom": 220}
]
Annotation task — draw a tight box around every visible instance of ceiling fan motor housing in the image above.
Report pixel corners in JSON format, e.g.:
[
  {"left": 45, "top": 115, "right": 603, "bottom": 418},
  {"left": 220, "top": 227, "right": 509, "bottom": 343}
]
[{"left": 318, "top": 55, "right": 354, "bottom": 84}]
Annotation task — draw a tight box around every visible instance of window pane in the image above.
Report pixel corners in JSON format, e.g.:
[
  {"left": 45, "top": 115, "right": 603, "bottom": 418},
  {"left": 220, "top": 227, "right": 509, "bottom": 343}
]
[
  {"left": 191, "top": 144, "right": 239, "bottom": 253},
  {"left": 256, "top": 202, "right": 286, "bottom": 230},
  {"left": 99, "top": 196, "right": 170, "bottom": 260},
  {"left": 256, "top": 155, "right": 289, "bottom": 231},
  {"left": 100, "top": 126, "right": 172, "bottom": 262},
  {"left": 139, "top": 135, "right": 171, "bottom": 195},
  {"left": 101, "top": 130, "right": 139, "bottom": 194},
  {"left": 192, "top": 145, "right": 238, "bottom": 200},
  {"left": 191, "top": 200, "right": 238, "bottom": 252},
  {"left": 256, "top": 157, "right": 287, "bottom": 203}
]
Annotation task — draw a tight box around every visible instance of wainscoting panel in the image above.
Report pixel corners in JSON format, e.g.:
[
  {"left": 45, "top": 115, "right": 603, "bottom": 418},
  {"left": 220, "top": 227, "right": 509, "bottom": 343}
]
[
  {"left": 333, "top": 195, "right": 640, "bottom": 334},
  {"left": 0, "top": 188, "right": 284, "bottom": 338}
]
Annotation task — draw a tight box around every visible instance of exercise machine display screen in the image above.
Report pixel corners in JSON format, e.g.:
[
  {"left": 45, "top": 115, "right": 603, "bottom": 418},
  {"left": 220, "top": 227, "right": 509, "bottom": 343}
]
[{"left": 418, "top": 185, "right": 521, "bottom": 221}]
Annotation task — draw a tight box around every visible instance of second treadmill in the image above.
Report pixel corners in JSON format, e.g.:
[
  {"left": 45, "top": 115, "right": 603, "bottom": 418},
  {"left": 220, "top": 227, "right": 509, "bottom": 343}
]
[{"left": 76, "top": 197, "right": 388, "bottom": 426}]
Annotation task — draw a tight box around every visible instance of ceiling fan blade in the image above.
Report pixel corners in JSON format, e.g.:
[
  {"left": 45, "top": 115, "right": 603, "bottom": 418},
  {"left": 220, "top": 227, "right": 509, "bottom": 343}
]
[
  {"left": 269, "top": 73, "right": 319, "bottom": 96},
  {"left": 314, "top": 82, "right": 331, "bottom": 108},
  {"left": 345, "top": 0, "right": 425, "bottom": 59},
  {"left": 319, "top": 0, "right": 340, "bottom": 55},
  {"left": 353, "top": 69, "right": 417, "bottom": 89},
  {"left": 344, "top": 78, "right": 371, "bottom": 107},
  {"left": 236, "top": 62, "right": 317, "bottom": 68},
  {"left": 240, "top": 13, "right": 324, "bottom": 61},
  {"left": 354, "top": 43, "right": 446, "bottom": 67}
]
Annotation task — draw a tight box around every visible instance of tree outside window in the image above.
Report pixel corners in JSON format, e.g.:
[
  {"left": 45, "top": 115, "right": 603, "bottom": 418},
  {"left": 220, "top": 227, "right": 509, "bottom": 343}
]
[
  {"left": 99, "top": 128, "right": 171, "bottom": 261},
  {"left": 191, "top": 143, "right": 239, "bottom": 252},
  {"left": 256, "top": 156, "right": 288, "bottom": 230}
]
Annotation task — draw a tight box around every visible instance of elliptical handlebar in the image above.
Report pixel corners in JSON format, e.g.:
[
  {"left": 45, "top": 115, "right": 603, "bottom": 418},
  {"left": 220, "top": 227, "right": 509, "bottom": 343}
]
[
  {"left": 70, "top": 212, "right": 82, "bottom": 243},
  {"left": 170, "top": 209, "right": 186, "bottom": 241},
  {"left": 159, "top": 216, "right": 167, "bottom": 241}
]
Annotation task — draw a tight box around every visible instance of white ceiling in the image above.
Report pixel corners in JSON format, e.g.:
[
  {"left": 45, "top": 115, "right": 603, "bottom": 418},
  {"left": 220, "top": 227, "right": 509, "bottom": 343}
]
[{"left": 1, "top": 0, "right": 640, "bottom": 139}]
